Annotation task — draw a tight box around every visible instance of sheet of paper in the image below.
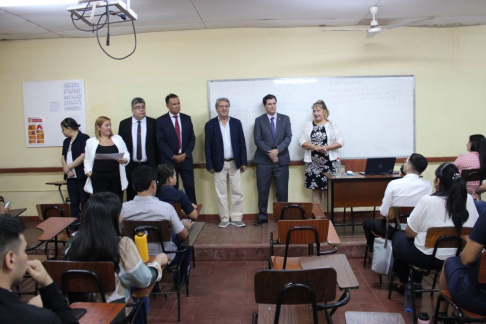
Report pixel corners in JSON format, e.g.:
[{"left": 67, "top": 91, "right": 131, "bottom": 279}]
[{"left": 95, "top": 153, "right": 124, "bottom": 161}]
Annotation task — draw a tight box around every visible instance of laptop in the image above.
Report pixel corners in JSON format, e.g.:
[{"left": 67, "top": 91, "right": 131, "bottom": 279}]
[{"left": 359, "top": 157, "right": 396, "bottom": 175}]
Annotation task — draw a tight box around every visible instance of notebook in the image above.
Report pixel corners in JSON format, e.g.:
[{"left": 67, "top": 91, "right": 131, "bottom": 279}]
[{"left": 359, "top": 157, "right": 396, "bottom": 175}]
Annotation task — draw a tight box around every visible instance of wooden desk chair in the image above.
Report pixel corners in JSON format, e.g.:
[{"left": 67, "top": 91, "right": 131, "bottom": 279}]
[
  {"left": 44, "top": 260, "right": 146, "bottom": 324},
  {"left": 461, "top": 169, "right": 484, "bottom": 199},
  {"left": 269, "top": 219, "right": 332, "bottom": 270},
  {"left": 170, "top": 202, "right": 197, "bottom": 269},
  {"left": 273, "top": 202, "right": 314, "bottom": 221},
  {"left": 433, "top": 251, "right": 486, "bottom": 324},
  {"left": 252, "top": 268, "right": 350, "bottom": 324},
  {"left": 363, "top": 206, "right": 414, "bottom": 269},
  {"left": 122, "top": 220, "right": 189, "bottom": 322},
  {"left": 36, "top": 204, "right": 71, "bottom": 256},
  {"left": 388, "top": 226, "right": 473, "bottom": 324}
]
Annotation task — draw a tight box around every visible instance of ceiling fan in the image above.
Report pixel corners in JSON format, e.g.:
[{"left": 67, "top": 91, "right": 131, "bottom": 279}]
[{"left": 323, "top": 6, "right": 433, "bottom": 39}]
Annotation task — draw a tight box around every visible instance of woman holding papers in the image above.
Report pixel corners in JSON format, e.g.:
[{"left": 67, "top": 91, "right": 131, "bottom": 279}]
[
  {"left": 298, "top": 100, "right": 344, "bottom": 204},
  {"left": 454, "top": 134, "right": 486, "bottom": 195},
  {"left": 61, "top": 118, "right": 90, "bottom": 224},
  {"left": 84, "top": 116, "right": 130, "bottom": 200}
]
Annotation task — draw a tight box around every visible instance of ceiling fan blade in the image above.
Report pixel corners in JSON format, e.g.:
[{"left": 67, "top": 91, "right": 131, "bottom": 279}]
[
  {"left": 322, "top": 27, "right": 368, "bottom": 32},
  {"left": 384, "top": 17, "right": 434, "bottom": 30},
  {"left": 365, "top": 31, "right": 379, "bottom": 39}
]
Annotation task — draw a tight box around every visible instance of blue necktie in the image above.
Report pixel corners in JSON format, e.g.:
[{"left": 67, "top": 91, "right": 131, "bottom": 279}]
[{"left": 270, "top": 117, "right": 276, "bottom": 147}]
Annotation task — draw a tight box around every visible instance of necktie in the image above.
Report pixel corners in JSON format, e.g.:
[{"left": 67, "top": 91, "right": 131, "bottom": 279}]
[
  {"left": 270, "top": 117, "right": 276, "bottom": 147},
  {"left": 173, "top": 115, "right": 181, "bottom": 151},
  {"left": 136, "top": 120, "right": 142, "bottom": 161}
]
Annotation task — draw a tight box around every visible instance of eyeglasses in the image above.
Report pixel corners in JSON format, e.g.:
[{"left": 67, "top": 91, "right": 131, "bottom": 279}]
[{"left": 132, "top": 106, "right": 146, "bottom": 110}]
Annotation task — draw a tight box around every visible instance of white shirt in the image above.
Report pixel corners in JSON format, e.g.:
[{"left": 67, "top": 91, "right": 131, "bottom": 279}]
[
  {"left": 131, "top": 116, "right": 147, "bottom": 162},
  {"left": 169, "top": 113, "right": 182, "bottom": 154},
  {"left": 407, "top": 194, "right": 479, "bottom": 260},
  {"left": 218, "top": 116, "right": 234, "bottom": 160},
  {"left": 379, "top": 173, "right": 433, "bottom": 217},
  {"left": 66, "top": 141, "right": 77, "bottom": 178},
  {"left": 267, "top": 113, "right": 277, "bottom": 130}
]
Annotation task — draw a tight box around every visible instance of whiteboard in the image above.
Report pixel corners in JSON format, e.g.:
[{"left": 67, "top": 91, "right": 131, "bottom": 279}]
[
  {"left": 208, "top": 76, "right": 415, "bottom": 161},
  {"left": 23, "top": 79, "right": 86, "bottom": 147}
]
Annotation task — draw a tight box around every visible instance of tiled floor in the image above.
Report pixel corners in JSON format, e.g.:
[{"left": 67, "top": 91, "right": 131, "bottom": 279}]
[{"left": 146, "top": 259, "right": 439, "bottom": 324}]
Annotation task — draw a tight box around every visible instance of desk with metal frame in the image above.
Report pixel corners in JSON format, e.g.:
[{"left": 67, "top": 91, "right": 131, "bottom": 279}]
[
  {"left": 71, "top": 302, "right": 125, "bottom": 324},
  {"left": 45, "top": 181, "right": 67, "bottom": 204}
]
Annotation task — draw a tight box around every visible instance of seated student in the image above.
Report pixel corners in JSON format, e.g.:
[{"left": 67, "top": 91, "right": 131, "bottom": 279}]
[
  {"left": 472, "top": 183, "right": 486, "bottom": 218},
  {"left": 0, "top": 215, "right": 77, "bottom": 324},
  {"left": 454, "top": 134, "right": 486, "bottom": 195},
  {"left": 392, "top": 163, "right": 479, "bottom": 288},
  {"left": 121, "top": 165, "right": 192, "bottom": 288},
  {"left": 156, "top": 164, "right": 198, "bottom": 220},
  {"left": 363, "top": 153, "right": 432, "bottom": 248},
  {"left": 0, "top": 202, "right": 8, "bottom": 215},
  {"left": 439, "top": 211, "right": 486, "bottom": 316},
  {"left": 65, "top": 192, "right": 167, "bottom": 308}
]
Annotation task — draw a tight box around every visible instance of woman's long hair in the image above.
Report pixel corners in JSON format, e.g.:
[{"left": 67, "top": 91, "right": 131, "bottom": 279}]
[
  {"left": 469, "top": 134, "right": 486, "bottom": 178},
  {"left": 67, "top": 192, "right": 122, "bottom": 272},
  {"left": 433, "top": 163, "right": 469, "bottom": 234}
]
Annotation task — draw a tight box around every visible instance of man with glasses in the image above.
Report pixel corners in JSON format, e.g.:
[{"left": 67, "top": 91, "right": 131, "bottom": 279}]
[
  {"left": 119, "top": 97, "right": 159, "bottom": 201},
  {"left": 362, "top": 153, "right": 432, "bottom": 248}
]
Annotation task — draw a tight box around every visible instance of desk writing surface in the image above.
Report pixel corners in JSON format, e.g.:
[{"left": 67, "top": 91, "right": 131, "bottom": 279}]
[
  {"left": 71, "top": 302, "right": 125, "bottom": 324},
  {"left": 345, "top": 311, "right": 405, "bottom": 324},
  {"left": 8, "top": 208, "right": 27, "bottom": 217},
  {"left": 36, "top": 217, "right": 75, "bottom": 241},
  {"left": 182, "top": 221, "right": 205, "bottom": 247},
  {"left": 300, "top": 254, "right": 359, "bottom": 290}
]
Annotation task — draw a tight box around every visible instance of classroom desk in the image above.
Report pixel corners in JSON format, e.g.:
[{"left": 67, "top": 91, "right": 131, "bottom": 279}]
[
  {"left": 182, "top": 221, "right": 205, "bottom": 247},
  {"left": 300, "top": 254, "right": 359, "bottom": 290},
  {"left": 326, "top": 173, "right": 401, "bottom": 225},
  {"left": 36, "top": 217, "right": 75, "bottom": 259},
  {"left": 345, "top": 311, "right": 405, "bottom": 324},
  {"left": 45, "top": 181, "right": 67, "bottom": 204},
  {"left": 8, "top": 208, "right": 27, "bottom": 217},
  {"left": 71, "top": 302, "right": 125, "bottom": 324}
]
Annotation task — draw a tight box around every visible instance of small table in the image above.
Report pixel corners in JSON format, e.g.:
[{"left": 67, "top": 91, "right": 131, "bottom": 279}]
[
  {"left": 36, "top": 217, "right": 76, "bottom": 259},
  {"left": 8, "top": 208, "right": 27, "bottom": 217},
  {"left": 300, "top": 254, "right": 359, "bottom": 290},
  {"left": 71, "top": 302, "right": 125, "bottom": 324},
  {"left": 182, "top": 221, "right": 205, "bottom": 247},
  {"left": 326, "top": 173, "right": 401, "bottom": 226},
  {"left": 46, "top": 181, "right": 67, "bottom": 204},
  {"left": 345, "top": 311, "right": 405, "bottom": 324}
]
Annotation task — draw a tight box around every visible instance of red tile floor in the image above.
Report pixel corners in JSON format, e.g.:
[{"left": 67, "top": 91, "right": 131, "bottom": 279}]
[{"left": 146, "top": 259, "right": 440, "bottom": 324}]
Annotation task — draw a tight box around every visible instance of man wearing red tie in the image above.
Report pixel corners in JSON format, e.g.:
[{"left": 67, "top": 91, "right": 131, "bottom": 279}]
[{"left": 156, "top": 94, "right": 197, "bottom": 203}]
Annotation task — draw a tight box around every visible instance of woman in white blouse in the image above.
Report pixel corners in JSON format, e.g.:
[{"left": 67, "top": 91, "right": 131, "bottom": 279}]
[
  {"left": 298, "top": 100, "right": 344, "bottom": 204},
  {"left": 392, "top": 163, "right": 479, "bottom": 286},
  {"left": 84, "top": 116, "right": 130, "bottom": 201}
]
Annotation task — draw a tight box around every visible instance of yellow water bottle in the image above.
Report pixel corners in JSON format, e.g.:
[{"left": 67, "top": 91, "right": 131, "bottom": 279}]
[{"left": 134, "top": 231, "right": 149, "bottom": 263}]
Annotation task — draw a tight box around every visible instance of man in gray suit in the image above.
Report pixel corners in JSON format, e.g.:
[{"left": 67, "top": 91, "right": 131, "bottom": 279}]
[{"left": 253, "top": 94, "right": 292, "bottom": 226}]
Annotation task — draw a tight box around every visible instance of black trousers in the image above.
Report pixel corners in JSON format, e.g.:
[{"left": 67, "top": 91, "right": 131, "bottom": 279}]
[
  {"left": 91, "top": 170, "right": 123, "bottom": 202},
  {"left": 66, "top": 177, "right": 89, "bottom": 220},
  {"left": 256, "top": 163, "right": 289, "bottom": 220},
  {"left": 392, "top": 231, "right": 444, "bottom": 284},
  {"left": 363, "top": 218, "right": 399, "bottom": 248},
  {"left": 173, "top": 161, "right": 197, "bottom": 204}
]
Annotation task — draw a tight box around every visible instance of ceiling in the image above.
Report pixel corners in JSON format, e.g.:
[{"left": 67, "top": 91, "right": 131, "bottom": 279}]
[{"left": 1, "top": 0, "right": 486, "bottom": 41}]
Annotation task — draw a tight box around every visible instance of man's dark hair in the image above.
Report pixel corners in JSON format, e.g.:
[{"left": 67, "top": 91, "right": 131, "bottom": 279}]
[
  {"left": 0, "top": 215, "right": 26, "bottom": 261},
  {"left": 409, "top": 153, "right": 428, "bottom": 174},
  {"left": 131, "top": 166, "right": 157, "bottom": 193},
  {"left": 131, "top": 97, "right": 145, "bottom": 108},
  {"left": 165, "top": 93, "right": 179, "bottom": 104},
  {"left": 262, "top": 94, "right": 277, "bottom": 106}
]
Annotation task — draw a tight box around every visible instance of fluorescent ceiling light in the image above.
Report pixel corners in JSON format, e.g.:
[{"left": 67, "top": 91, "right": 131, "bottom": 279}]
[{"left": 0, "top": 0, "right": 78, "bottom": 7}]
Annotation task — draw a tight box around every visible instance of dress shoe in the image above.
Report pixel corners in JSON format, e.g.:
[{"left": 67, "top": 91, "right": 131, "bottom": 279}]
[{"left": 253, "top": 219, "right": 268, "bottom": 226}]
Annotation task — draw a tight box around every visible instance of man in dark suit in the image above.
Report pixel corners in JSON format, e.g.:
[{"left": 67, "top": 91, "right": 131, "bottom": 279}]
[
  {"left": 156, "top": 93, "right": 197, "bottom": 203},
  {"left": 119, "top": 97, "right": 158, "bottom": 201},
  {"left": 0, "top": 215, "right": 77, "bottom": 324},
  {"left": 253, "top": 94, "right": 292, "bottom": 226},
  {"left": 205, "top": 97, "right": 247, "bottom": 228}
]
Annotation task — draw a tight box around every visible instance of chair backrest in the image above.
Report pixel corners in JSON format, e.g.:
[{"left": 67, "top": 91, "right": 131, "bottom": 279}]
[
  {"left": 273, "top": 202, "right": 313, "bottom": 220},
  {"left": 343, "top": 159, "right": 367, "bottom": 172},
  {"left": 277, "top": 219, "right": 329, "bottom": 244},
  {"left": 170, "top": 203, "right": 185, "bottom": 219},
  {"left": 254, "top": 268, "right": 337, "bottom": 304},
  {"left": 44, "top": 260, "right": 116, "bottom": 298},
  {"left": 425, "top": 227, "right": 473, "bottom": 249},
  {"left": 36, "top": 204, "right": 70, "bottom": 220},
  {"left": 122, "top": 219, "right": 172, "bottom": 243},
  {"left": 388, "top": 206, "right": 414, "bottom": 221},
  {"left": 478, "top": 251, "right": 486, "bottom": 284},
  {"left": 461, "top": 169, "right": 483, "bottom": 182}
]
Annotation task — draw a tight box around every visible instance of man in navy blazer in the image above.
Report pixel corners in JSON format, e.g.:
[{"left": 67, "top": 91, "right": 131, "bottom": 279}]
[
  {"left": 205, "top": 97, "right": 247, "bottom": 228},
  {"left": 253, "top": 94, "right": 292, "bottom": 226},
  {"left": 156, "top": 93, "right": 197, "bottom": 203},
  {"left": 119, "top": 97, "right": 158, "bottom": 201}
]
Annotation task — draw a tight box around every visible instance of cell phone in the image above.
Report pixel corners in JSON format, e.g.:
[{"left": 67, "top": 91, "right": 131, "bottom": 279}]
[
  {"left": 4, "top": 201, "right": 11, "bottom": 208},
  {"left": 72, "top": 308, "right": 87, "bottom": 319}
]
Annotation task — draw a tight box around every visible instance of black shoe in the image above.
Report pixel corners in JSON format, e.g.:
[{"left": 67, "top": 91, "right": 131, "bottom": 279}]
[{"left": 253, "top": 219, "right": 268, "bottom": 226}]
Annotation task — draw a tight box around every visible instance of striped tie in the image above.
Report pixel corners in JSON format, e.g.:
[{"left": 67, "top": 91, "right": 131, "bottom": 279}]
[{"left": 173, "top": 116, "right": 181, "bottom": 151}]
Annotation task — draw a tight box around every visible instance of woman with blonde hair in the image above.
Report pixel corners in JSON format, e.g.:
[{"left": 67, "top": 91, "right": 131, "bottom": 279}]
[
  {"left": 299, "top": 100, "right": 344, "bottom": 204},
  {"left": 84, "top": 116, "right": 130, "bottom": 200}
]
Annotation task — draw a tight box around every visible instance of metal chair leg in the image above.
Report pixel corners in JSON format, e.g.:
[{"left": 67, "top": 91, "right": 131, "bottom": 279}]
[
  {"left": 363, "top": 245, "right": 368, "bottom": 268},
  {"left": 388, "top": 273, "right": 395, "bottom": 299},
  {"left": 192, "top": 248, "right": 196, "bottom": 268}
]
